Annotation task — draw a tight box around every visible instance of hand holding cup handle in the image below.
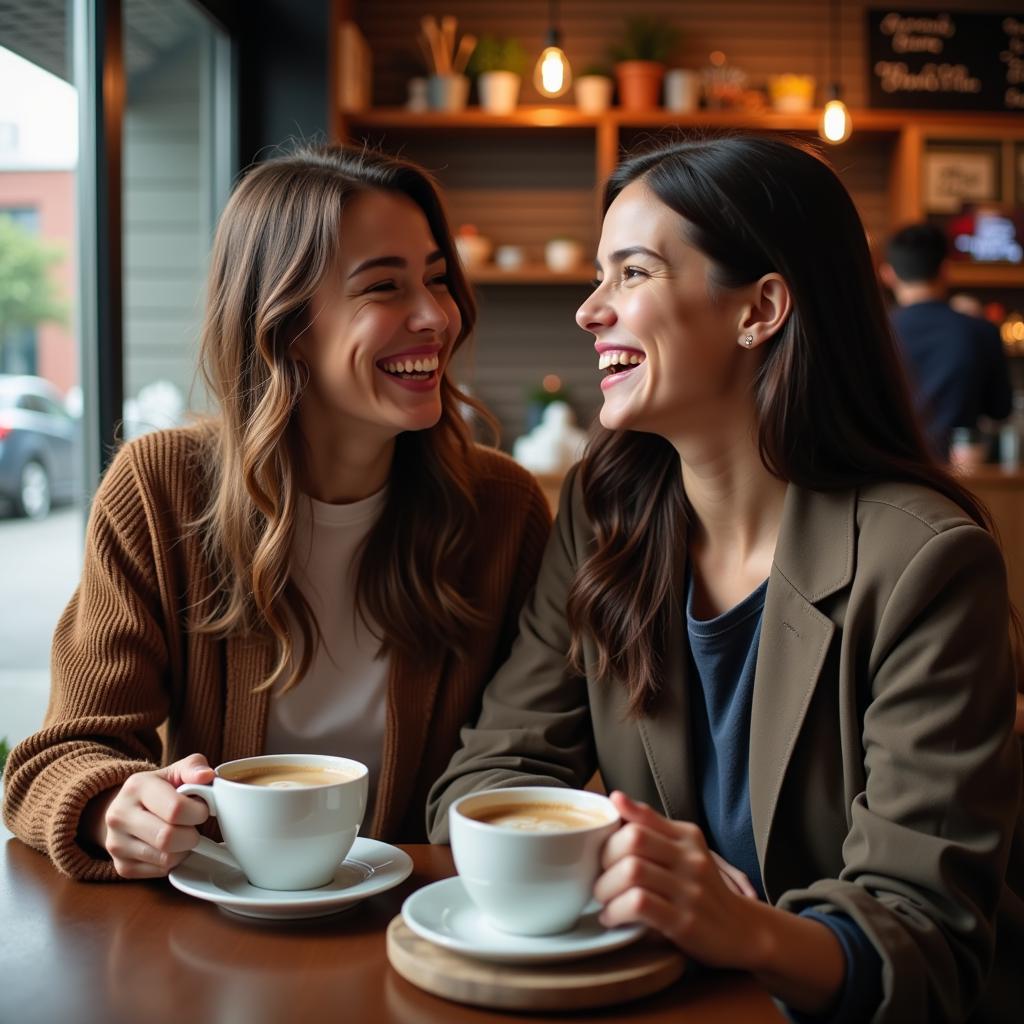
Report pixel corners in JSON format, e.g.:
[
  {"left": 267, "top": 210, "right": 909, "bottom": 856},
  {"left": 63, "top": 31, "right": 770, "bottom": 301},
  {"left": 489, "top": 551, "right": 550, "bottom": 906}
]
[
  {"left": 90, "top": 753, "right": 215, "bottom": 880},
  {"left": 175, "top": 782, "right": 244, "bottom": 872}
]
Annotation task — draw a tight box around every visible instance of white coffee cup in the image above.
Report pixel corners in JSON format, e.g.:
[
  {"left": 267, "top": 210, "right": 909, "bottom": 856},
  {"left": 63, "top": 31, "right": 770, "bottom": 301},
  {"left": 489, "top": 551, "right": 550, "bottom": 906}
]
[
  {"left": 177, "top": 753, "right": 368, "bottom": 891},
  {"left": 449, "top": 786, "right": 619, "bottom": 936}
]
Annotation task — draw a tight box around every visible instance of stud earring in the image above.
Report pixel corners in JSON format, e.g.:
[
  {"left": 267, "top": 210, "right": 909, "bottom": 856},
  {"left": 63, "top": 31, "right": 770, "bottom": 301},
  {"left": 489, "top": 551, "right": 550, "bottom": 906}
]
[{"left": 743, "top": 334, "right": 754, "bottom": 347}]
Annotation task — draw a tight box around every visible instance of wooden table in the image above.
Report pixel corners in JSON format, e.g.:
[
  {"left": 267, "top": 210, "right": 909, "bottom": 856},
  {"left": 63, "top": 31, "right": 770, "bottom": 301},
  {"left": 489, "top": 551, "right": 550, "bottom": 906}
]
[{"left": 1, "top": 838, "right": 785, "bottom": 1024}]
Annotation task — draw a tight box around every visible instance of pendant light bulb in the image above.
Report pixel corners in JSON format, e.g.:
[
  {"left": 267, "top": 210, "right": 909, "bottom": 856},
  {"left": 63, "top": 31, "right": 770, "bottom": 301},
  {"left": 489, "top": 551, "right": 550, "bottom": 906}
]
[
  {"left": 819, "top": 92, "right": 852, "bottom": 144},
  {"left": 820, "top": 1, "right": 851, "bottom": 144},
  {"left": 534, "top": 38, "right": 572, "bottom": 98}
]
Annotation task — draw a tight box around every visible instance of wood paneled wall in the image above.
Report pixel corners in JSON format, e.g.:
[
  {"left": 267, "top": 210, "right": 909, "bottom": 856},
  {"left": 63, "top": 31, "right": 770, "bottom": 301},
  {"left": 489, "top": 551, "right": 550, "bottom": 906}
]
[{"left": 343, "top": 0, "right": 1024, "bottom": 449}]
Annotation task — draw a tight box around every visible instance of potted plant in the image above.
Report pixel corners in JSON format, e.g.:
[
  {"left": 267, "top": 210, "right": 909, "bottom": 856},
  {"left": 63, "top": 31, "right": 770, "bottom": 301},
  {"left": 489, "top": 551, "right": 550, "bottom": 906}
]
[
  {"left": 609, "top": 17, "right": 680, "bottom": 111},
  {"left": 574, "top": 64, "right": 613, "bottom": 114},
  {"left": 469, "top": 34, "right": 527, "bottom": 115}
]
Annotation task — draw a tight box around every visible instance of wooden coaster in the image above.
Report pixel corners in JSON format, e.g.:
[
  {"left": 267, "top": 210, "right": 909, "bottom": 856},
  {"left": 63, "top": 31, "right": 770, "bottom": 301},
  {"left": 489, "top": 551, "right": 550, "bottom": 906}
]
[{"left": 386, "top": 915, "right": 686, "bottom": 1012}]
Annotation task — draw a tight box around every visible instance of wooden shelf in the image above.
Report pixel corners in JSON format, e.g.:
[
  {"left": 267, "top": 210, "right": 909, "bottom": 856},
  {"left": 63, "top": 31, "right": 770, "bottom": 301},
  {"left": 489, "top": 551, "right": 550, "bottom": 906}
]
[
  {"left": 468, "top": 263, "right": 593, "bottom": 285},
  {"left": 946, "top": 263, "right": 1024, "bottom": 289},
  {"left": 345, "top": 106, "right": 602, "bottom": 129},
  {"left": 343, "top": 107, "right": 1024, "bottom": 135}
]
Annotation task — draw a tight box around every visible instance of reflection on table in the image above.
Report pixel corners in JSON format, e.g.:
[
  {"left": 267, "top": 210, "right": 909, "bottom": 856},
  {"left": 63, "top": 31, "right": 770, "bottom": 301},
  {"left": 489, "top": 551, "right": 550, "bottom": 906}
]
[{"left": 1, "top": 839, "right": 785, "bottom": 1024}]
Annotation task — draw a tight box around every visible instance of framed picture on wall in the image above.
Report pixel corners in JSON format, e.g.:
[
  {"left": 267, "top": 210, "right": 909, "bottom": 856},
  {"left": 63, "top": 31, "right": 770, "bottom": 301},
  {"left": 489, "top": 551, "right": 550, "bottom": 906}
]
[{"left": 923, "top": 149, "right": 1000, "bottom": 214}]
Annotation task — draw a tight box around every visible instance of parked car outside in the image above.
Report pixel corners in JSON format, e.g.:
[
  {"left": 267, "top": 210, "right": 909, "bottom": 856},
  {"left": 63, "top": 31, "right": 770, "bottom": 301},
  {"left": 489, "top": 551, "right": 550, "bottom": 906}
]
[{"left": 0, "top": 375, "right": 78, "bottom": 519}]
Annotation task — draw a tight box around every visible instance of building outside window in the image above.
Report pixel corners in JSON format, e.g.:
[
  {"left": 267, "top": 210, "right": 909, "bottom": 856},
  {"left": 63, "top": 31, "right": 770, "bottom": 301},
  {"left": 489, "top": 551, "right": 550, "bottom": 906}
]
[{"left": 0, "top": 1, "right": 236, "bottom": 772}]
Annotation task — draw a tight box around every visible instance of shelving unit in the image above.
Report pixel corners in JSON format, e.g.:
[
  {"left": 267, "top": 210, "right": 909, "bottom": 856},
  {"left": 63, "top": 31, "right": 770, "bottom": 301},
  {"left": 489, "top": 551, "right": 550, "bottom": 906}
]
[{"left": 328, "top": 0, "right": 1024, "bottom": 444}]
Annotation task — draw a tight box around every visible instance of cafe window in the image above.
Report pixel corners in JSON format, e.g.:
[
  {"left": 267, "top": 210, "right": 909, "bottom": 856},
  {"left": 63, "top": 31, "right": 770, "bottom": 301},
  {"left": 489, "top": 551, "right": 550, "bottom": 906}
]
[
  {"left": 122, "top": 0, "right": 235, "bottom": 437},
  {"left": 0, "top": 17, "right": 84, "bottom": 758},
  {"left": 0, "top": 0, "right": 236, "bottom": 766}
]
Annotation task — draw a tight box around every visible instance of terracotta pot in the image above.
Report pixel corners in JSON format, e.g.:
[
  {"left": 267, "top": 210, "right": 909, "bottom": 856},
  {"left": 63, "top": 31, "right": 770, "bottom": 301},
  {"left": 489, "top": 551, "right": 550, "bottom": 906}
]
[{"left": 615, "top": 60, "right": 665, "bottom": 111}]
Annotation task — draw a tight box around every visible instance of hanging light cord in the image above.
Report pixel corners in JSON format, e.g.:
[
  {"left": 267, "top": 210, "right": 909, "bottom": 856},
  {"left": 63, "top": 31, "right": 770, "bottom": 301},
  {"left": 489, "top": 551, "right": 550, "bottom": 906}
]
[{"left": 831, "top": 0, "right": 841, "bottom": 91}]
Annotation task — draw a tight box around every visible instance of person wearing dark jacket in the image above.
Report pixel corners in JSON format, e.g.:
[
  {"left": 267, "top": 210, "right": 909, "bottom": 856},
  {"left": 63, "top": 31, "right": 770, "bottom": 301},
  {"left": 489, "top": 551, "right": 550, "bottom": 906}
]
[{"left": 881, "top": 223, "right": 1012, "bottom": 459}]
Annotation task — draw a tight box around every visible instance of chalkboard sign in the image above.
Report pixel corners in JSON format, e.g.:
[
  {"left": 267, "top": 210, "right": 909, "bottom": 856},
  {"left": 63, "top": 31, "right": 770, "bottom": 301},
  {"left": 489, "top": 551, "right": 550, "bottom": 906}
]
[{"left": 868, "top": 9, "right": 1024, "bottom": 112}]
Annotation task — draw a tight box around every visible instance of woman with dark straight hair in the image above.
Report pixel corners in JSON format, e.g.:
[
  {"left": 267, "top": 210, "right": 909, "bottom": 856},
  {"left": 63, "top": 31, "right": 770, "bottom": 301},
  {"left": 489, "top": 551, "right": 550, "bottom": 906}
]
[
  {"left": 3, "top": 144, "right": 551, "bottom": 881},
  {"left": 429, "top": 135, "right": 1023, "bottom": 1022}
]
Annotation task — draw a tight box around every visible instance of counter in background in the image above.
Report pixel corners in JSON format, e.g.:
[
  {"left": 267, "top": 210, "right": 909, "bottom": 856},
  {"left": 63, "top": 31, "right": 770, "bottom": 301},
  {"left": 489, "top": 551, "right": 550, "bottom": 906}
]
[{"left": 960, "top": 467, "right": 1024, "bottom": 615}]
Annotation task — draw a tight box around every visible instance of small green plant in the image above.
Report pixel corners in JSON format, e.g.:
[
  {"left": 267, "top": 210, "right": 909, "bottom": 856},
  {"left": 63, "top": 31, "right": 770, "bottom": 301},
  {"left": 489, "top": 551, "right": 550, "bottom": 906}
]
[
  {"left": 579, "top": 64, "right": 612, "bottom": 79},
  {"left": 608, "top": 17, "right": 680, "bottom": 65},
  {"left": 0, "top": 737, "right": 10, "bottom": 776},
  {"left": 468, "top": 35, "right": 528, "bottom": 77}
]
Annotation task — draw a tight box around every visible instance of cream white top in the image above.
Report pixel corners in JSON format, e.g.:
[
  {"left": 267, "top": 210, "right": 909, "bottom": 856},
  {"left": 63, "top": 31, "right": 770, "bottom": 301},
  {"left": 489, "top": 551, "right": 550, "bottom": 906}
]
[{"left": 263, "top": 487, "right": 390, "bottom": 814}]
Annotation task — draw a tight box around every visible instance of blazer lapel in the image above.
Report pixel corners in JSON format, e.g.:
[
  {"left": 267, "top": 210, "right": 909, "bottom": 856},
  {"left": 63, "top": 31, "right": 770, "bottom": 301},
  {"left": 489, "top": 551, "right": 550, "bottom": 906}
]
[
  {"left": 367, "top": 650, "right": 444, "bottom": 838},
  {"left": 749, "top": 485, "right": 855, "bottom": 890}
]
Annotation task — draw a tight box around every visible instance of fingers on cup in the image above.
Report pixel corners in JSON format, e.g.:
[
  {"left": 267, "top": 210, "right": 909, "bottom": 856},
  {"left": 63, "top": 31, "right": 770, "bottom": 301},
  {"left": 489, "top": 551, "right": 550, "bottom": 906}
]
[
  {"left": 599, "top": 884, "right": 678, "bottom": 934},
  {"left": 137, "top": 777, "right": 209, "bottom": 828},
  {"left": 595, "top": 852, "right": 660, "bottom": 904},
  {"left": 601, "top": 820, "right": 678, "bottom": 870}
]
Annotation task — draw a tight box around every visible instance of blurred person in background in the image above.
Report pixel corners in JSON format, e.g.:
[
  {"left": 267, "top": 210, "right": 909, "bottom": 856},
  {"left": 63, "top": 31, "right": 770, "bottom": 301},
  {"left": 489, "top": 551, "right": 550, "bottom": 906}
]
[{"left": 881, "top": 223, "right": 1012, "bottom": 460}]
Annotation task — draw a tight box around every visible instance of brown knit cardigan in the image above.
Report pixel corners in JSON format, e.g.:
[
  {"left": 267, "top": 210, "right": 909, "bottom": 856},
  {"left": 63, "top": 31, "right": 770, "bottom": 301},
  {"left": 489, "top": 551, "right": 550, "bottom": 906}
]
[{"left": 2, "top": 426, "right": 552, "bottom": 880}]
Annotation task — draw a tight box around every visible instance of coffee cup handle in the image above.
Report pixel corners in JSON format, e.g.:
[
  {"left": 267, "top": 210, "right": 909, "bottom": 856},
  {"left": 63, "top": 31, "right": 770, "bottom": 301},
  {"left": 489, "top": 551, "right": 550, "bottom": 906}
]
[{"left": 176, "top": 782, "right": 241, "bottom": 872}]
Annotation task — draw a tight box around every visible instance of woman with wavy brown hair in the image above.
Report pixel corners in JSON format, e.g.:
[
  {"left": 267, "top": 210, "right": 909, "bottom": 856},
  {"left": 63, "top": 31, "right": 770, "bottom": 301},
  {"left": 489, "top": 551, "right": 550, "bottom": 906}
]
[
  {"left": 3, "top": 144, "right": 550, "bottom": 881},
  {"left": 428, "top": 135, "right": 1023, "bottom": 1023}
]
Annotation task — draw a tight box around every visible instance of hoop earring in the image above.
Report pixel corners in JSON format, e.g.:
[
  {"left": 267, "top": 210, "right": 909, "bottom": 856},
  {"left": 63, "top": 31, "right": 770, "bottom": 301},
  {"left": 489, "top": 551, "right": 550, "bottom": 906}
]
[{"left": 742, "top": 334, "right": 754, "bottom": 347}]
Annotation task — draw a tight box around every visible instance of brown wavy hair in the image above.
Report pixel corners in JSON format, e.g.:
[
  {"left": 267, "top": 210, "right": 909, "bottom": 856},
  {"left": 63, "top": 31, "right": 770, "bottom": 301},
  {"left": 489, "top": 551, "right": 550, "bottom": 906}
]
[
  {"left": 191, "top": 143, "right": 495, "bottom": 693},
  {"left": 567, "top": 134, "right": 1016, "bottom": 715}
]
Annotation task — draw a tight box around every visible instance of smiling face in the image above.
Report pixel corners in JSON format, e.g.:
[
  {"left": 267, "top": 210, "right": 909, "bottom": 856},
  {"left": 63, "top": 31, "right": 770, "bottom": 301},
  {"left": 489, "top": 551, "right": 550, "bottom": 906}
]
[
  {"left": 576, "top": 180, "right": 757, "bottom": 441},
  {"left": 292, "top": 188, "right": 461, "bottom": 448}
]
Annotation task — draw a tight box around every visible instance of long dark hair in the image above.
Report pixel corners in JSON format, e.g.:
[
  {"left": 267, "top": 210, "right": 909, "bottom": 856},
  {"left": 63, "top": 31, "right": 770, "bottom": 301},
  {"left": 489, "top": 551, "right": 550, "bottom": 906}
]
[
  {"left": 193, "top": 143, "right": 496, "bottom": 692},
  {"left": 567, "top": 134, "right": 1011, "bottom": 715}
]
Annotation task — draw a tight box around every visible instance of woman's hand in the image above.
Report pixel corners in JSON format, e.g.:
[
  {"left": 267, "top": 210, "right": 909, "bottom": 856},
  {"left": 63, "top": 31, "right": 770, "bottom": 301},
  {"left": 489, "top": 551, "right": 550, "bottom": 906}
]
[
  {"left": 82, "top": 754, "right": 215, "bottom": 879},
  {"left": 710, "top": 849, "right": 759, "bottom": 899},
  {"left": 595, "top": 791, "right": 846, "bottom": 1015},
  {"left": 594, "top": 791, "right": 760, "bottom": 968}
]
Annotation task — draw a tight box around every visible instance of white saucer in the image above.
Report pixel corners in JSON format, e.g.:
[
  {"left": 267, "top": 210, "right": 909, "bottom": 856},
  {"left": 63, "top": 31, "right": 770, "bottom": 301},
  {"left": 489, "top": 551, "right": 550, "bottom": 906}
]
[
  {"left": 401, "top": 876, "right": 645, "bottom": 964},
  {"left": 168, "top": 837, "right": 413, "bottom": 920}
]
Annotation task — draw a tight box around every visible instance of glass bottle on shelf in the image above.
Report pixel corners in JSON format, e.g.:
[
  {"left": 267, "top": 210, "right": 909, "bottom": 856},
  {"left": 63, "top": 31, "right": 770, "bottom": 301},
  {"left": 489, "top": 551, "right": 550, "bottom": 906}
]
[{"left": 999, "top": 393, "right": 1024, "bottom": 470}]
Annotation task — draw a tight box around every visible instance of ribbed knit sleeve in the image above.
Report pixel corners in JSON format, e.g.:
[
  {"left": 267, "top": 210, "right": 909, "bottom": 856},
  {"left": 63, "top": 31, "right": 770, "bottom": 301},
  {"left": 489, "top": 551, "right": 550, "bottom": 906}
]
[{"left": 2, "top": 444, "right": 172, "bottom": 880}]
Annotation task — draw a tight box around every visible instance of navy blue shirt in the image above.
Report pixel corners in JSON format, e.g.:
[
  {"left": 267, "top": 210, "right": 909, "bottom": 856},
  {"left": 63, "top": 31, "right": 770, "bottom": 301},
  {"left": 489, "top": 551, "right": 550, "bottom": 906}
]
[
  {"left": 686, "top": 575, "right": 882, "bottom": 1024},
  {"left": 891, "top": 299, "right": 1012, "bottom": 457}
]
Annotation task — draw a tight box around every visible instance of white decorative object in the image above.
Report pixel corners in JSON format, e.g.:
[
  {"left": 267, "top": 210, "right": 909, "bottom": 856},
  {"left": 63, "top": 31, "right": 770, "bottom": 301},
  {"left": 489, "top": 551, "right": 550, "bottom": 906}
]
[
  {"left": 427, "top": 73, "right": 470, "bottom": 111},
  {"left": 407, "top": 76, "right": 429, "bottom": 111},
  {"left": 574, "top": 74, "right": 613, "bottom": 114},
  {"left": 544, "top": 237, "right": 583, "bottom": 272},
  {"left": 664, "top": 69, "right": 700, "bottom": 112},
  {"left": 494, "top": 244, "right": 525, "bottom": 270},
  {"left": 512, "top": 401, "right": 587, "bottom": 474},
  {"left": 478, "top": 70, "right": 521, "bottom": 114}
]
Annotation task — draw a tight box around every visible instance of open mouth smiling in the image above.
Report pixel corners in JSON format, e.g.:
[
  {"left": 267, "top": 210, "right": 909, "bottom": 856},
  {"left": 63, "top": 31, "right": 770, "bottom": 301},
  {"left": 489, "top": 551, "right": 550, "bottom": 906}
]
[
  {"left": 375, "top": 352, "right": 440, "bottom": 381},
  {"left": 597, "top": 349, "right": 646, "bottom": 378}
]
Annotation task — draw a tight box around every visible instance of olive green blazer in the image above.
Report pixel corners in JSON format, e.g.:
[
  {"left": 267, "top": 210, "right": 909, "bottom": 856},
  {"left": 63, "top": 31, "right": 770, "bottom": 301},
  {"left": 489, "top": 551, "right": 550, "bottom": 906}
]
[{"left": 427, "top": 466, "right": 1024, "bottom": 1024}]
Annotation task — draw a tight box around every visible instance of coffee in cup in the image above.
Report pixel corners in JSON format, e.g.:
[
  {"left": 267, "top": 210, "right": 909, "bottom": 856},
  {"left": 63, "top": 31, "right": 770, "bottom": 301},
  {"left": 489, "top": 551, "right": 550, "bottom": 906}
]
[
  {"left": 449, "top": 786, "right": 619, "bottom": 936},
  {"left": 177, "top": 753, "right": 368, "bottom": 891},
  {"left": 223, "top": 763, "right": 359, "bottom": 789},
  {"left": 462, "top": 800, "right": 609, "bottom": 832}
]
